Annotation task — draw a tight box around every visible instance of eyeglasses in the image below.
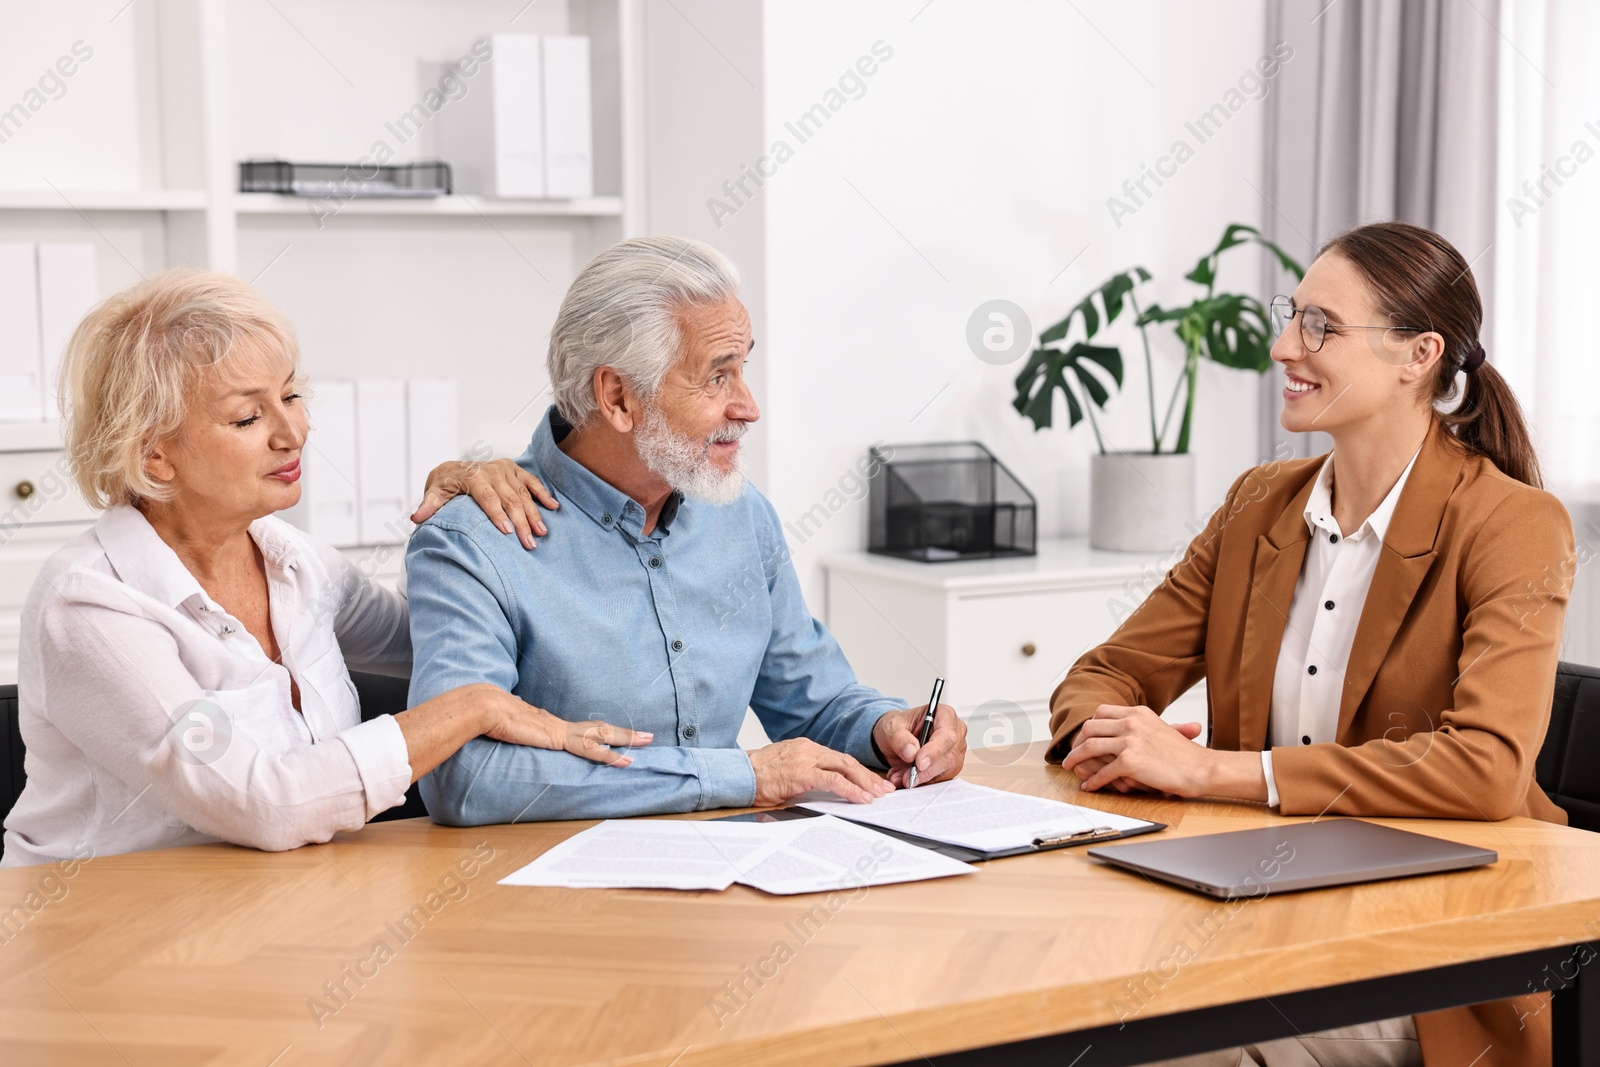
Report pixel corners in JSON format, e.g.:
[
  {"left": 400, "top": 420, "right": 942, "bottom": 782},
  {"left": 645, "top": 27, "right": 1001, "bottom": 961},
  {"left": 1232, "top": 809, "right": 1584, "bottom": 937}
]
[{"left": 1269, "top": 296, "right": 1426, "bottom": 354}]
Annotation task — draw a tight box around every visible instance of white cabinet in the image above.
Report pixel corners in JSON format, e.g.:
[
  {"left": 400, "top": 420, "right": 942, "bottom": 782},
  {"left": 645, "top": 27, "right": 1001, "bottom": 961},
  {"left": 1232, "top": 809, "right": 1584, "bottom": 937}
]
[
  {"left": 0, "top": 424, "right": 86, "bottom": 685},
  {"left": 820, "top": 539, "right": 1208, "bottom": 750}
]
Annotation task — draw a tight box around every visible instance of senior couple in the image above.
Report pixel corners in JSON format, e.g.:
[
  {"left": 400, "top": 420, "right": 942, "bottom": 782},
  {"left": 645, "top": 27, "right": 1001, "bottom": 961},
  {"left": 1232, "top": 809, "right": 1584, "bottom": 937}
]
[
  {"left": 1, "top": 227, "right": 1570, "bottom": 1065},
  {"left": 0, "top": 236, "right": 966, "bottom": 869}
]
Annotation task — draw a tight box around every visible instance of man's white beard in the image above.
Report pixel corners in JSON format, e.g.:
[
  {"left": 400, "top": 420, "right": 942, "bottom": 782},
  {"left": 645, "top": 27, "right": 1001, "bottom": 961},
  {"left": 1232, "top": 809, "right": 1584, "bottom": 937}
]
[{"left": 635, "top": 402, "right": 748, "bottom": 505}]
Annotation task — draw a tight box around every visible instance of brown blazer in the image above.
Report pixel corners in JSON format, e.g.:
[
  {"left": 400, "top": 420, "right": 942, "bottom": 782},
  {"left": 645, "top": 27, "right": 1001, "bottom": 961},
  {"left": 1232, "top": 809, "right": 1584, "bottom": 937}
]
[{"left": 1048, "top": 420, "right": 1575, "bottom": 1066}]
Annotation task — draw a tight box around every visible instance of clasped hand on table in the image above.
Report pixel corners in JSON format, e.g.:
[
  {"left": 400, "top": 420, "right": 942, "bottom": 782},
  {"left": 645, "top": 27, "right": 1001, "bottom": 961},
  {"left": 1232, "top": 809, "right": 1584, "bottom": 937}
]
[{"left": 1061, "top": 704, "right": 1266, "bottom": 803}]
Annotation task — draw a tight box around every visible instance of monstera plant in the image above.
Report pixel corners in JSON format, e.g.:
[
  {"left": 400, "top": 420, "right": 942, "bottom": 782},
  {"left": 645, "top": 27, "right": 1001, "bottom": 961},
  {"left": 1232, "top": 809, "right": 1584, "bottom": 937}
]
[
  {"left": 1014, "top": 222, "right": 1305, "bottom": 453},
  {"left": 1012, "top": 223, "right": 1305, "bottom": 550}
]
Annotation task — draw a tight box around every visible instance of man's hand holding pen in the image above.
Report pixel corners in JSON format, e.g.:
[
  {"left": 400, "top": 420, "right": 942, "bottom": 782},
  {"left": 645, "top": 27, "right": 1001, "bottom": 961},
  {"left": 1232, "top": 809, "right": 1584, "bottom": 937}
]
[{"left": 872, "top": 684, "right": 967, "bottom": 790}]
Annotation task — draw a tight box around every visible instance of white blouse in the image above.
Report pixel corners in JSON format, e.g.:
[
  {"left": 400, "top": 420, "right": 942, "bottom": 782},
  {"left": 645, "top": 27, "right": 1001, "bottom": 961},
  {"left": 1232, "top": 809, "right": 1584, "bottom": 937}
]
[
  {"left": 1263, "top": 448, "right": 1421, "bottom": 807},
  {"left": 1, "top": 506, "right": 414, "bottom": 866}
]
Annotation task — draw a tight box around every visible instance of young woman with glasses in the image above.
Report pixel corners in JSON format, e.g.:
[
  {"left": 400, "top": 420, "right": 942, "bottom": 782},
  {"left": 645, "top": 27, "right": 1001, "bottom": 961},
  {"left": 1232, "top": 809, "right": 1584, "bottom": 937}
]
[{"left": 1051, "top": 221, "right": 1570, "bottom": 1066}]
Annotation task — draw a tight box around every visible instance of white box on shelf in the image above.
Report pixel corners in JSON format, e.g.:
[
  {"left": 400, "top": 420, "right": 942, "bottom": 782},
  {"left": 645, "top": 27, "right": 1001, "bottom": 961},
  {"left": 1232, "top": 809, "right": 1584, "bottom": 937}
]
[
  {"left": 438, "top": 33, "right": 545, "bottom": 198},
  {"left": 356, "top": 379, "right": 409, "bottom": 545},
  {"left": 541, "top": 36, "right": 593, "bottom": 198},
  {"left": 406, "top": 379, "right": 459, "bottom": 505},
  {"left": 303, "top": 381, "right": 360, "bottom": 547},
  {"left": 0, "top": 244, "right": 42, "bottom": 422},
  {"left": 35, "top": 243, "right": 98, "bottom": 420}
]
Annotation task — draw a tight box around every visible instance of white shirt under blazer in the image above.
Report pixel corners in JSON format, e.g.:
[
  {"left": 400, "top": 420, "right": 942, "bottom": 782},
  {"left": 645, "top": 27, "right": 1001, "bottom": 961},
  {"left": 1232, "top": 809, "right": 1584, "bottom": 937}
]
[
  {"left": 1263, "top": 448, "right": 1421, "bottom": 807},
  {"left": 1, "top": 506, "right": 414, "bottom": 867}
]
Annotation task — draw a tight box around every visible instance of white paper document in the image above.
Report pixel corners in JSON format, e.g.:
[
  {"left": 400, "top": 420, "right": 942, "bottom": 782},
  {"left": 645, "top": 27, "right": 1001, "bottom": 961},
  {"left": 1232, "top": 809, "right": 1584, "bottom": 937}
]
[
  {"left": 735, "top": 815, "right": 974, "bottom": 896},
  {"left": 499, "top": 819, "right": 782, "bottom": 890},
  {"left": 800, "top": 779, "right": 1155, "bottom": 854},
  {"left": 499, "top": 814, "right": 975, "bottom": 894}
]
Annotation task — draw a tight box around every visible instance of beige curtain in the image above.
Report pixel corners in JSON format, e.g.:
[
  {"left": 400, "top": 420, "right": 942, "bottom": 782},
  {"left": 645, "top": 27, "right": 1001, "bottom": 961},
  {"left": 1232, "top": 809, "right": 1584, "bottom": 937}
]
[{"left": 1257, "top": 0, "right": 1502, "bottom": 461}]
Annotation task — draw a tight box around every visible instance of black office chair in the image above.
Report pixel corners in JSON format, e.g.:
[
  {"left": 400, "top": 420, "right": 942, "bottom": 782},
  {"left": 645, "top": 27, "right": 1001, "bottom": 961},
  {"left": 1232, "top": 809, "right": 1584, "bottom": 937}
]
[
  {"left": 349, "top": 670, "right": 430, "bottom": 822},
  {"left": 1, "top": 683, "right": 19, "bottom": 831},
  {"left": 1538, "top": 661, "right": 1600, "bottom": 833},
  {"left": 0, "top": 673, "right": 428, "bottom": 831}
]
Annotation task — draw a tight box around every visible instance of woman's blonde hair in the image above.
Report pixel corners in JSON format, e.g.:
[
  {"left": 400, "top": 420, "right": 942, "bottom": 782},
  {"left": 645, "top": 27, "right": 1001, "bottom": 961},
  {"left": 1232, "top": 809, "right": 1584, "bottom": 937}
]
[{"left": 61, "top": 269, "right": 300, "bottom": 508}]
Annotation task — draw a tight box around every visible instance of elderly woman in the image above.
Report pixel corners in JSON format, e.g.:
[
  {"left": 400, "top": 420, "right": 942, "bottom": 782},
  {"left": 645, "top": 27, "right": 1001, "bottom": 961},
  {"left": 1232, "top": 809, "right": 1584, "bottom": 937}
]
[{"left": 1, "top": 270, "right": 647, "bottom": 867}]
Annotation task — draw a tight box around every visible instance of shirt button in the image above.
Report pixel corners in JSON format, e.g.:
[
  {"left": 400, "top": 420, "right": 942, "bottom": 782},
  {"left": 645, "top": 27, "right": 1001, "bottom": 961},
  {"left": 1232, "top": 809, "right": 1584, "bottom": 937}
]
[
  {"left": 671, "top": 639, "right": 684, "bottom": 652},
  {"left": 683, "top": 725, "right": 697, "bottom": 738},
  {"left": 1302, "top": 735, "right": 1312, "bottom": 745},
  {"left": 220, "top": 626, "right": 235, "bottom": 637},
  {"left": 1329, "top": 533, "right": 1339, "bottom": 544},
  {"left": 602, "top": 514, "right": 613, "bottom": 525},
  {"left": 1324, "top": 600, "right": 1335, "bottom": 610},
  {"left": 1307, "top": 664, "right": 1317, "bottom": 676},
  {"left": 649, "top": 556, "right": 662, "bottom": 568}
]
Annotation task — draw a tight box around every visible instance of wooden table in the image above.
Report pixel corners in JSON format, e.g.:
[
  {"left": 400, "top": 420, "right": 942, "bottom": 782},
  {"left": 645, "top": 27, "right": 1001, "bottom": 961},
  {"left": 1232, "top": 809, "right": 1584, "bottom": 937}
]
[{"left": 3, "top": 743, "right": 1599, "bottom": 1066}]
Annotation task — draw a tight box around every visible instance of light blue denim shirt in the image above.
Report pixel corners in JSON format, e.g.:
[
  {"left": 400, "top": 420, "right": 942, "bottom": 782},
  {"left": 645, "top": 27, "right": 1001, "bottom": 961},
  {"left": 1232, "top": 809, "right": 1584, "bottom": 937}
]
[{"left": 406, "top": 406, "right": 901, "bottom": 824}]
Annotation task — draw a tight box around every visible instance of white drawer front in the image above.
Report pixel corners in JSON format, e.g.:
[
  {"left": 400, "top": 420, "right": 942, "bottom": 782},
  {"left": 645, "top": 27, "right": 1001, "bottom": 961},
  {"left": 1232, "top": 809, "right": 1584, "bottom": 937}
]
[
  {"left": 0, "top": 530, "right": 88, "bottom": 612},
  {"left": 0, "top": 450, "right": 93, "bottom": 530},
  {"left": 946, "top": 587, "right": 1123, "bottom": 709}
]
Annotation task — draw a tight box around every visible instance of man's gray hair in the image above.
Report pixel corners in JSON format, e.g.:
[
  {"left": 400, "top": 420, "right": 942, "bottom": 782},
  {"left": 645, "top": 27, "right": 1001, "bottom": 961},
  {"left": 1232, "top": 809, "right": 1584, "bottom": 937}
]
[{"left": 548, "top": 235, "right": 742, "bottom": 427}]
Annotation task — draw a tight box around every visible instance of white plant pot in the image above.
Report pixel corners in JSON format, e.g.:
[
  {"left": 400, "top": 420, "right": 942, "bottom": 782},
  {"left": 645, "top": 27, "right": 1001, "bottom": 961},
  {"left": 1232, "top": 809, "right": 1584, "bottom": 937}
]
[{"left": 1089, "top": 452, "right": 1197, "bottom": 553}]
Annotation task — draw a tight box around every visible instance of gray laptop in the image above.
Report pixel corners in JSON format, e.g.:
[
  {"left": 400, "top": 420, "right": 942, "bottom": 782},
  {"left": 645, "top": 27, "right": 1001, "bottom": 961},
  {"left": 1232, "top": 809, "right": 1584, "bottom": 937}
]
[{"left": 1088, "top": 818, "right": 1497, "bottom": 900}]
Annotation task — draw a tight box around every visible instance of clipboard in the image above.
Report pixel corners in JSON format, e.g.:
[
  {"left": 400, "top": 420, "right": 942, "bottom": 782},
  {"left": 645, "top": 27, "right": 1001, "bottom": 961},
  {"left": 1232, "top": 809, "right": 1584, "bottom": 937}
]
[{"left": 714, "top": 806, "right": 1166, "bottom": 863}]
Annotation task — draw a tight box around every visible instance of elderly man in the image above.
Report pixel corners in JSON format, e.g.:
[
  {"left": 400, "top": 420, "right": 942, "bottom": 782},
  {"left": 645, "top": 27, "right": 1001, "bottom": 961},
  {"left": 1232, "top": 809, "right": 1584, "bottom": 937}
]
[{"left": 407, "top": 235, "right": 966, "bottom": 824}]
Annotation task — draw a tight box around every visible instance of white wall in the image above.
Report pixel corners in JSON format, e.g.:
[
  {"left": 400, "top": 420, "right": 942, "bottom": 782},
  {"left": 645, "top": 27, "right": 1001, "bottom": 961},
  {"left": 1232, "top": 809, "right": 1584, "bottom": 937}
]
[
  {"left": 0, "top": 4, "right": 145, "bottom": 190},
  {"left": 641, "top": 0, "right": 769, "bottom": 489},
  {"left": 746, "top": 0, "right": 1274, "bottom": 603}
]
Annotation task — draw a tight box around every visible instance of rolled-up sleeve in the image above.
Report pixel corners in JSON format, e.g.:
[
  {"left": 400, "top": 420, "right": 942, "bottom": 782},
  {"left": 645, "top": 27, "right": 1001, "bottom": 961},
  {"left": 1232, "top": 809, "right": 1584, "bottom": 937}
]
[{"left": 337, "top": 714, "right": 413, "bottom": 819}]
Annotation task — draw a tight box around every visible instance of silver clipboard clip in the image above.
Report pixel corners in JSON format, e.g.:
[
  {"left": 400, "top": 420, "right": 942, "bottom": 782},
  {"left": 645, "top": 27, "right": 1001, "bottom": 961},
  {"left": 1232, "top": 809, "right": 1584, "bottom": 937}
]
[{"left": 1033, "top": 825, "right": 1121, "bottom": 848}]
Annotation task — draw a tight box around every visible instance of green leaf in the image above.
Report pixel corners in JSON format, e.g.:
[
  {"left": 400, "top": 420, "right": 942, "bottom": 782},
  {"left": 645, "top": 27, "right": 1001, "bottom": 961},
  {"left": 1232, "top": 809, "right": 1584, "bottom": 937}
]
[
  {"left": 1010, "top": 340, "right": 1120, "bottom": 432},
  {"left": 1038, "top": 313, "right": 1073, "bottom": 346},
  {"left": 1053, "top": 365, "right": 1084, "bottom": 426},
  {"left": 1064, "top": 343, "right": 1123, "bottom": 407},
  {"left": 1010, "top": 267, "right": 1149, "bottom": 434},
  {"left": 1076, "top": 292, "right": 1100, "bottom": 340},
  {"left": 1253, "top": 232, "right": 1307, "bottom": 282},
  {"left": 1099, "top": 272, "right": 1135, "bottom": 326},
  {"left": 1073, "top": 343, "right": 1125, "bottom": 387},
  {"left": 1188, "top": 294, "right": 1274, "bottom": 371},
  {"left": 1136, "top": 301, "right": 1189, "bottom": 325},
  {"left": 1186, "top": 222, "right": 1307, "bottom": 289}
]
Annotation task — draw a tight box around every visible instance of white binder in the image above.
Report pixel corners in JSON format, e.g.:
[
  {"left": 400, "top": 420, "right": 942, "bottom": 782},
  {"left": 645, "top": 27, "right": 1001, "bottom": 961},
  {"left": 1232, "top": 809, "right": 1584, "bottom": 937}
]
[
  {"left": 542, "top": 36, "right": 593, "bottom": 198},
  {"left": 356, "top": 379, "right": 409, "bottom": 545},
  {"left": 406, "top": 379, "right": 459, "bottom": 508},
  {"left": 0, "top": 244, "right": 42, "bottom": 421},
  {"left": 439, "top": 34, "right": 545, "bottom": 197},
  {"left": 36, "top": 243, "right": 98, "bottom": 421},
  {"left": 304, "top": 381, "right": 360, "bottom": 547}
]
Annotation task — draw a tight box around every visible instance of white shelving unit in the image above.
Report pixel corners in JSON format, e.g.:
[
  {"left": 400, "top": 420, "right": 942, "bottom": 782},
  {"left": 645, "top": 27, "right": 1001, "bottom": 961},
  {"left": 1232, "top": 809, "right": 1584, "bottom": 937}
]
[
  {"left": 233, "top": 193, "right": 625, "bottom": 217},
  {"left": 0, "top": 190, "right": 209, "bottom": 211},
  {"left": 0, "top": 0, "right": 647, "bottom": 684}
]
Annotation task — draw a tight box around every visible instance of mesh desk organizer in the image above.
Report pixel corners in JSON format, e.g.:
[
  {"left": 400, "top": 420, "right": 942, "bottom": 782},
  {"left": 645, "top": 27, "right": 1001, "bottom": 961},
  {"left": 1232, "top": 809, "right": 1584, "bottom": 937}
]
[
  {"left": 867, "top": 442, "right": 1036, "bottom": 562},
  {"left": 239, "top": 159, "right": 452, "bottom": 198}
]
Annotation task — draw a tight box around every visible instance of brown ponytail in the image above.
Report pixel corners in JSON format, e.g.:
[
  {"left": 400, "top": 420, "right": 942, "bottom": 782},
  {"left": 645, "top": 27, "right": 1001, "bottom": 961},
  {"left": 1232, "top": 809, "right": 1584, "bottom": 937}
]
[{"left": 1321, "top": 221, "right": 1543, "bottom": 488}]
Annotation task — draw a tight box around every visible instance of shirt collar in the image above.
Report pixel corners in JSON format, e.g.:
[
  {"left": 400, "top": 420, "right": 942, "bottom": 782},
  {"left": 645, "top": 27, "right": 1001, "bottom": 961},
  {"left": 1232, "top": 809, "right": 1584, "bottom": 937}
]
[
  {"left": 525, "top": 406, "right": 682, "bottom": 539},
  {"left": 1302, "top": 446, "right": 1423, "bottom": 544},
  {"left": 95, "top": 505, "right": 302, "bottom": 611}
]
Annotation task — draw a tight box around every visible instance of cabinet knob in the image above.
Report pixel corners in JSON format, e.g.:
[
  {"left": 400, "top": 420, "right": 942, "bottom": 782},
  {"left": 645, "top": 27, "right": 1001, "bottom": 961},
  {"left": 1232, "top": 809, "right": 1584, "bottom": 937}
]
[
  {"left": 1021, "top": 642, "right": 1036, "bottom": 657},
  {"left": 13, "top": 480, "right": 35, "bottom": 501}
]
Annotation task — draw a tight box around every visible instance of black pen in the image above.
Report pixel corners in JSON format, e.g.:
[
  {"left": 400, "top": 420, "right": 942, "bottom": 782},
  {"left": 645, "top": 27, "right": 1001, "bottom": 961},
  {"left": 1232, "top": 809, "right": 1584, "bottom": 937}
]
[{"left": 906, "top": 676, "right": 944, "bottom": 790}]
